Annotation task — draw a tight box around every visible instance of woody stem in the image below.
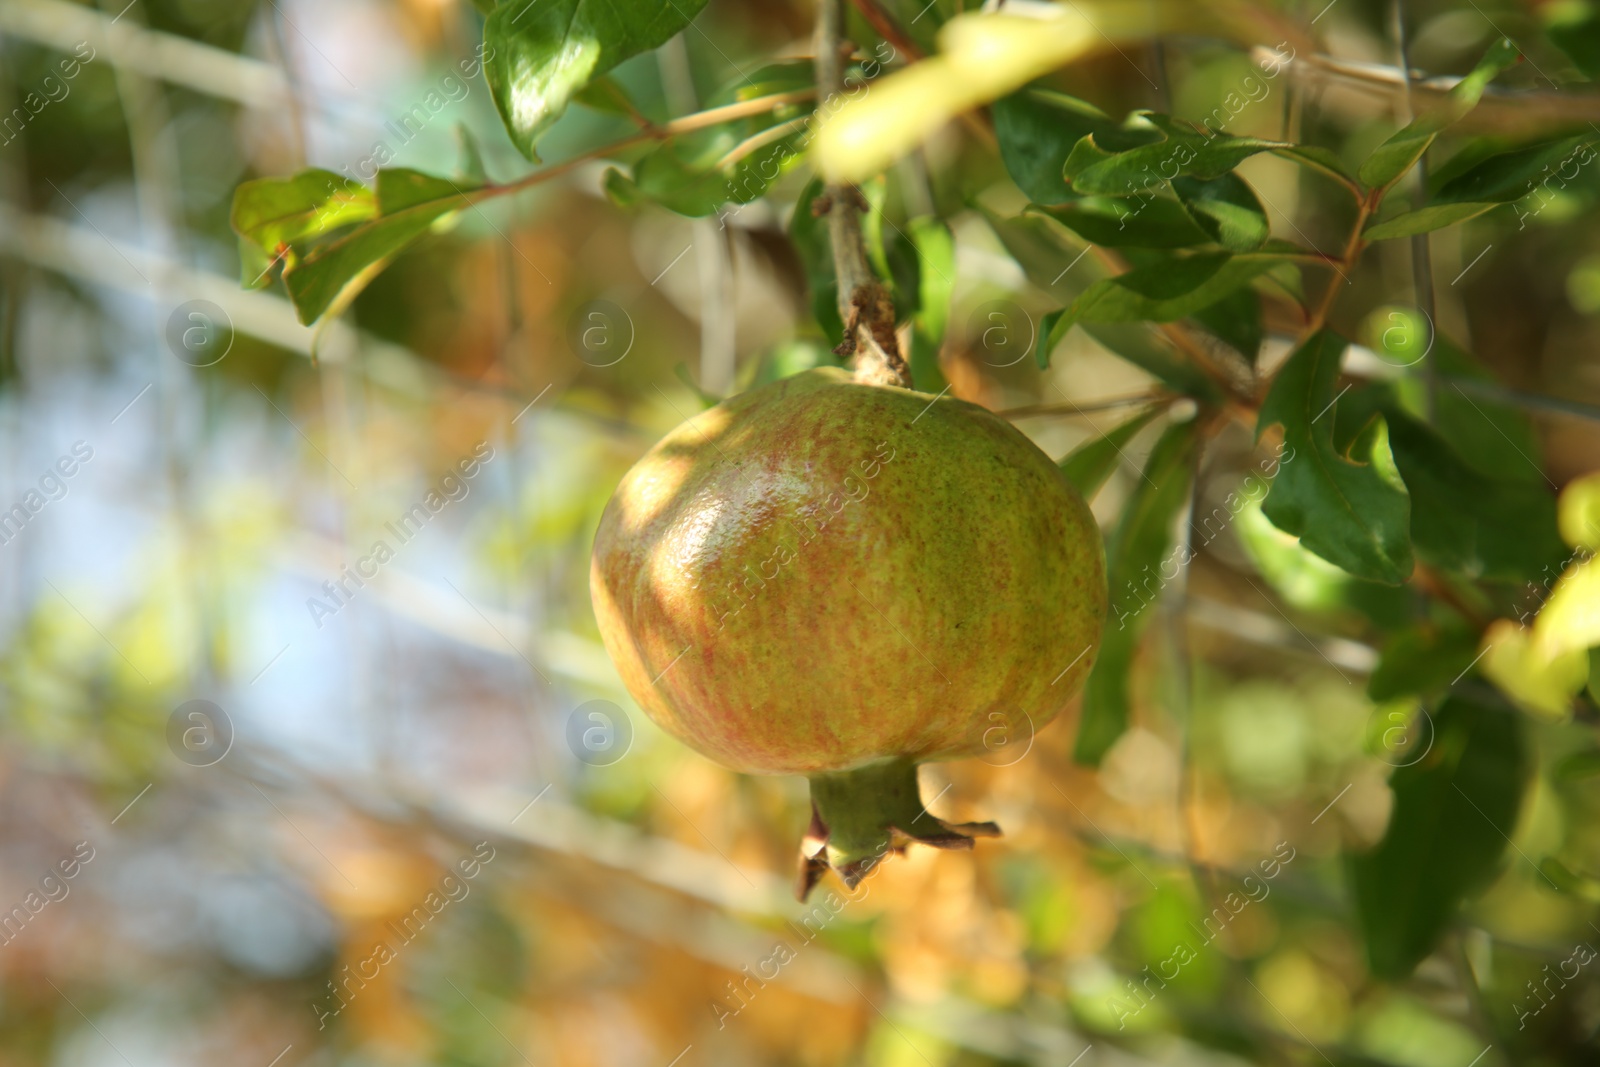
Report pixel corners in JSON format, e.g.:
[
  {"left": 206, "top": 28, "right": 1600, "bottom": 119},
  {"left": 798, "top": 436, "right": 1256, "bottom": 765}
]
[{"left": 812, "top": 0, "right": 910, "bottom": 389}]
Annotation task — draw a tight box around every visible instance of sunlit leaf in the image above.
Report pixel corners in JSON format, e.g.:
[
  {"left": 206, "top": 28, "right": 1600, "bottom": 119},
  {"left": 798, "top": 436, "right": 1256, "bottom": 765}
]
[
  {"left": 1534, "top": 559, "right": 1600, "bottom": 659},
  {"left": 484, "top": 0, "right": 711, "bottom": 161},
  {"left": 1559, "top": 472, "right": 1600, "bottom": 550},
  {"left": 992, "top": 87, "right": 1114, "bottom": 204},
  {"left": 1482, "top": 618, "right": 1590, "bottom": 719},
  {"left": 230, "top": 169, "right": 377, "bottom": 288}
]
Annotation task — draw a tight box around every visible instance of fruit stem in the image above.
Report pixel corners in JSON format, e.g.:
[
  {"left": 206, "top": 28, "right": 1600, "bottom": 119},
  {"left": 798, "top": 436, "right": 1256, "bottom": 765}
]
[
  {"left": 798, "top": 758, "right": 1001, "bottom": 899},
  {"left": 812, "top": 0, "right": 912, "bottom": 390}
]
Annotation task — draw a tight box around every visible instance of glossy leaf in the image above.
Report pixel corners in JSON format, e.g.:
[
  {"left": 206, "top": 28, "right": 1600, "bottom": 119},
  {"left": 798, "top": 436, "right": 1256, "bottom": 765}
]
[
  {"left": 1058, "top": 406, "right": 1161, "bottom": 498},
  {"left": 484, "top": 0, "right": 711, "bottom": 161},
  {"left": 1171, "top": 172, "right": 1269, "bottom": 252},
  {"left": 1255, "top": 331, "right": 1413, "bottom": 584},
  {"left": 992, "top": 87, "right": 1114, "bottom": 204},
  {"left": 1029, "top": 197, "right": 1208, "bottom": 249},
  {"left": 1348, "top": 693, "right": 1529, "bottom": 979},
  {"left": 1076, "top": 420, "right": 1199, "bottom": 765},
  {"left": 1357, "top": 38, "right": 1521, "bottom": 189},
  {"left": 1069, "top": 122, "right": 1287, "bottom": 197}
]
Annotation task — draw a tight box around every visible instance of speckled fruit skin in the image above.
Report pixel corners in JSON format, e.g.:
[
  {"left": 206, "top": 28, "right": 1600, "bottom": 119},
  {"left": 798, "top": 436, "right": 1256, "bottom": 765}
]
[{"left": 589, "top": 367, "right": 1107, "bottom": 777}]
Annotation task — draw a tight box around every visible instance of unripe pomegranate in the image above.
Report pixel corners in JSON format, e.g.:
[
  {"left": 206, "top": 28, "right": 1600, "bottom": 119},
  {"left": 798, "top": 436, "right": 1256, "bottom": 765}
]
[{"left": 590, "top": 367, "right": 1106, "bottom": 896}]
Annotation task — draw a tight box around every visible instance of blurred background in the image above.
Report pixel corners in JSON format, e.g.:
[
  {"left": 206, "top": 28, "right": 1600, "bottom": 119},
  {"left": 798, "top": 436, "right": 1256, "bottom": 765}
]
[{"left": 3, "top": 0, "right": 1600, "bottom": 1065}]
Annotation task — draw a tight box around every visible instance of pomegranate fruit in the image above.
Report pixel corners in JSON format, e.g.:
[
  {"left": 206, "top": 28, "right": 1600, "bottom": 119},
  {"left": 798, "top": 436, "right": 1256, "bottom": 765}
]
[{"left": 590, "top": 367, "right": 1106, "bottom": 896}]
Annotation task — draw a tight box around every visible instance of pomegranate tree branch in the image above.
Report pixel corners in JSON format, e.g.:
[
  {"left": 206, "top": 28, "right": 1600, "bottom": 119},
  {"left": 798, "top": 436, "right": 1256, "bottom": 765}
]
[{"left": 813, "top": 0, "right": 911, "bottom": 388}]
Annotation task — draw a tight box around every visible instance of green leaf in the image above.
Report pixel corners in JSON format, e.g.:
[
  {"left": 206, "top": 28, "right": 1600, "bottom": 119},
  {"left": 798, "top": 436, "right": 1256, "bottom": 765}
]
[
  {"left": 230, "top": 169, "right": 377, "bottom": 287},
  {"left": 377, "top": 167, "right": 477, "bottom": 213},
  {"left": 1076, "top": 420, "right": 1199, "bottom": 765},
  {"left": 1049, "top": 251, "right": 1284, "bottom": 339},
  {"left": 573, "top": 74, "right": 642, "bottom": 117},
  {"left": 1273, "top": 144, "right": 1356, "bottom": 187},
  {"left": 603, "top": 64, "right": 813, "bottom": 217},
  {"left": 1382, "top": 407, "right": 1567, "bottom": 582},
  {"left": 1190, "top": 285, "right": 1262, "bottom": 365},
  {"left": 1431, "top": 337, "right": 1547, "bottom": 485},
  {"left": 281, "top": 171, "right": 477, "bottom": 326},
  {"left": 1368, "top": 626, "right": 1482, "bottom": 702},
  {"left": 982, "top": 206, "right": 1099, "bottom": 296},
  {"left": 1070, "top": 122, "right": 1288, "bottom": 197},
  {"left": 484, "top": 0, "right": 711, "bottom": 161},
  {"left": 1348, "top": 693, "right": 1529, "bottom": 980},
  {"left": 992, "top": 87, "right": 1114, "bottom": 204},
  {"left": 907, "top": 216, "right": 953, "bottom": 394},
  {"left": 1255, "top": 331, "right": 1414, "bottom": 584},
  {"left": 1435, "top": 133, "right": 1595, "bottom": 204},
  {"left": 1171, "top": 172, "right": 1269, "bottom": 252},
  {"left": 1363, "top": 202, "right": 1499, "bottom": 240},
  {"left": 1029, "top": 197, "right": 1209, "bottom": 249},
  {"left": 1058, "top": 406, "right": 1161, "bottom": 498},
  {"left": 1357, "top": 39, "right": 1522, "bottom": 189}
]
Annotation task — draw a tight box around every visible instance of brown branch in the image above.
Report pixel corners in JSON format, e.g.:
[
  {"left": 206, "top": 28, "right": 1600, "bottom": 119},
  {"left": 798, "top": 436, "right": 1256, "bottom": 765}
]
[{"left": 814, "top": 0, "right": 911, "bottom": 388}]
